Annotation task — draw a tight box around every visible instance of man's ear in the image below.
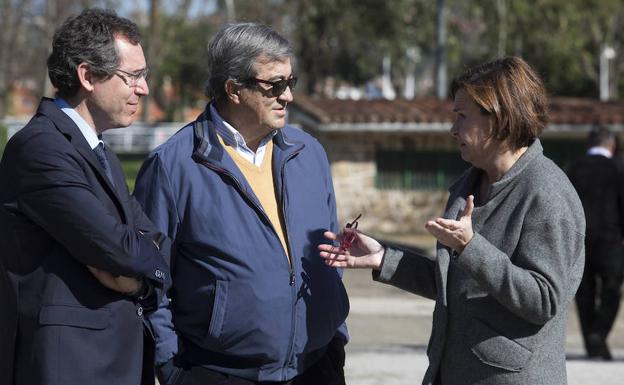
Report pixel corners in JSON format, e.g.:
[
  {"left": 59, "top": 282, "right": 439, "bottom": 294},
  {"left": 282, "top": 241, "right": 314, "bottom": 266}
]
[
  {"left": 608, "top": 137, "right": 617, "bottom": 154},
  {"left": 76, "top": 62, "right": 96, "bottom": 92},
  {"left": 225, "top": 79, "right": 241, "bottom": 104}
]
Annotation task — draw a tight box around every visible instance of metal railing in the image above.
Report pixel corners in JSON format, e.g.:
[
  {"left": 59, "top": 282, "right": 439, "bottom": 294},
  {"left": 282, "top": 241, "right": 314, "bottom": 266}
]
[{"left": 6, "top": 121, "right": 183, "bottom": 154}]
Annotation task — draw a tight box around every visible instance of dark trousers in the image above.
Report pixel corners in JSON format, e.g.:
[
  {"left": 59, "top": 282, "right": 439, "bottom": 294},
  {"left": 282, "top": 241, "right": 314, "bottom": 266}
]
[
  {"left": 188, "top": 337, "right": 346, "bottom": 385},
  {"left": 0, "top": 262, "right": 17, "bottom": 385},
  {"left": 142, "top": 329, "right": 156, "bottom": 385},
  {"left": 575, "top": 242, "right": 624, "bottom": 354}
]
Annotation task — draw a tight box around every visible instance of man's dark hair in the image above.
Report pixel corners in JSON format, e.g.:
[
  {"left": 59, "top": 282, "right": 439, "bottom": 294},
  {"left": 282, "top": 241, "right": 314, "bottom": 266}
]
[
  {"left": 47, "top": 8, "right": 141, "bottom": 98},
  {"left": 587, "top": 126, "right": 615, "bottom": 148}
]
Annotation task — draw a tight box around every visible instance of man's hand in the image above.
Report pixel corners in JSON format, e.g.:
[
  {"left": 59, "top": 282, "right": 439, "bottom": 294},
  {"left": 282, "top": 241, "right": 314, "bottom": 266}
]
[
  {"left": 87, "top": 266, "right": 141, "bottom": 295},
  {"left": 425, "top": 194, "right": 475, "bottom": 253}
]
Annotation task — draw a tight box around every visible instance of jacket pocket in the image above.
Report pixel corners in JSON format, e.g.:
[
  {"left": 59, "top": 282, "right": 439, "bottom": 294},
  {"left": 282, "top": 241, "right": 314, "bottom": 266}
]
[
  {"left": 465, "top": 317, "right": 533, "bottom": 372},
  {"left": 206, "top": 280, "right": 228, "bottom": 340},
  {"left": 39, "top": 305, "right": 111, "bottom": 330}
]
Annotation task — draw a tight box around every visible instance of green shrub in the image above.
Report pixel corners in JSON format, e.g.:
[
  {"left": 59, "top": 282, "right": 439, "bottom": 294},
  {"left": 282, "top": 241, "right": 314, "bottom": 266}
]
[
  {"left": 118, "top": 153, "right": 148, "bottom": 193},
  {"left": 0, "top": 124, "right": 7, "bottom": 158}
]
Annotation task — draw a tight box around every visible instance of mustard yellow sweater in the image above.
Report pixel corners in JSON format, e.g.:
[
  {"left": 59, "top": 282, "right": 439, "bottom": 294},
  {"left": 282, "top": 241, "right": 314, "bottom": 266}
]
[{"left": 220, "top": 138, "right": 290, "bottom": 260}]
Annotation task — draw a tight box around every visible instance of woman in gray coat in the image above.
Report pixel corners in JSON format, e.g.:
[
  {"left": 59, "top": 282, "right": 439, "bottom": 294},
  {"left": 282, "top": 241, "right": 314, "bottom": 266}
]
[{"left": 319, "top": 57, "right": 585, "bottom": 385}]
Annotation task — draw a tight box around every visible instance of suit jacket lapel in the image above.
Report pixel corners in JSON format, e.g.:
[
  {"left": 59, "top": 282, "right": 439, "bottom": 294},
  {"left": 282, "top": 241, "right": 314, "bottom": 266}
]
[
  {"left": 37, "top": 98, "right": 127, "bottom": 214},
  {"left": 106, "top": 147, "right": 131, "bottom": 223},
  {"left": 107, "top": 147, "right": 127, "bottom": 194}
]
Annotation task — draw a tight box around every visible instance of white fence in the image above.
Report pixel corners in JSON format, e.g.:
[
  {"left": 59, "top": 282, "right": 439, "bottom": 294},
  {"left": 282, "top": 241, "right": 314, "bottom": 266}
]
[{"left": 6, "top": 121, "right": 183, "bottom": 154}]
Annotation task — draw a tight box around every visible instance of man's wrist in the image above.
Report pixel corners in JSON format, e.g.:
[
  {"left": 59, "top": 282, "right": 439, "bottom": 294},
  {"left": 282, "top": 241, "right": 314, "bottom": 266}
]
[
  {"left": 130, "top": 278, "right": 149, "bottom": 298},
  {"left": 134, "top": 279, "right": 159, "bottom": 312}
]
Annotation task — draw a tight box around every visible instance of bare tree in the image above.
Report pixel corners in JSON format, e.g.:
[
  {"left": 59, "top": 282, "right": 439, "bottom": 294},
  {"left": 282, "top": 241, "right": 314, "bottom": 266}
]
[
  {"left": 0, "top": 0, "right": 32, "bottom": 118},
  {"left": 0, "top": 0, "right": 122, "bottom": 119}
]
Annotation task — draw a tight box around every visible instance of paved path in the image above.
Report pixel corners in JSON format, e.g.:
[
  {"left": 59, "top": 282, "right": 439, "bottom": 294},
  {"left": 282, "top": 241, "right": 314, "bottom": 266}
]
[
  {"left": 345, "top": 346, "right": 624, "bottom": 385},
  {"left": 342, "top": 269, "right": 624, "bottom": 385}
]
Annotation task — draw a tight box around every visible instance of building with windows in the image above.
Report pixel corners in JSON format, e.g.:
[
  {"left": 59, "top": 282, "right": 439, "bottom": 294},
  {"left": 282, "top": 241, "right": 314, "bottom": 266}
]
[{"left": 288, "top": 95, "right": 624, "bottom": 236}]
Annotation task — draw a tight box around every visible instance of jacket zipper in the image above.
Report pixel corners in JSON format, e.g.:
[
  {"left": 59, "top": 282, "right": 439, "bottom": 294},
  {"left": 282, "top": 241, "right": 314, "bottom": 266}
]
[
  {"left": 280, "top": 148, "right": 303, "bottom": 377},
  {"left": 280, "top": 151, "right": 300, "bottom": 286},
  {"left": 197, "top": 160, "right": 295, "bottom": 282},
  {"left": 198, "top": 147, "right": 303, "bottom": 380}
]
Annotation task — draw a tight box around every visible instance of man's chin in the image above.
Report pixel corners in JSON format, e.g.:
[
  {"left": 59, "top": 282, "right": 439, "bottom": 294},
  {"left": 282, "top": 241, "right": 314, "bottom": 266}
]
[
  {"left": 115, "top": 115, "right": 137, "bottom": 129},
  {"left": 272, "top": 117, "right": 286, "bottom": 130},
  {"left": 105, "top": 122, "right": 132, "bottom": 131}
]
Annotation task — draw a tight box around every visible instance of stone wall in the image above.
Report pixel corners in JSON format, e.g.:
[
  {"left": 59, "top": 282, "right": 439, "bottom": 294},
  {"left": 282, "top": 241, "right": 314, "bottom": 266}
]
[{"left": 317, "top": 131, "right": 456, "bottom": 235}]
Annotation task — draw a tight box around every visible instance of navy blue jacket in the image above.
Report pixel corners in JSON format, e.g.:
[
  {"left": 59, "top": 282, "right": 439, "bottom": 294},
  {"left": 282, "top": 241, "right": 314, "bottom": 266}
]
[
  {"left": 0, "top": 98, "right": 171, "bottom": 385},
  {"left": 134, "top": 108, "right": 349, "bottom": 382}
]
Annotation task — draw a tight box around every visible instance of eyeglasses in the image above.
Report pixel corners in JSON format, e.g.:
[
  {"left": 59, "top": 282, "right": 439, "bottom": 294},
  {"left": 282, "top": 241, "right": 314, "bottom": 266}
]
[
  {"left": 339, "top": 213, "right": 362, "bottom": 252},
  {"left": 115, "top": 67, "right": 149, "bottom": 87},
  {"left": 247, "top": 76, "right": 297, "bottom": 97}
]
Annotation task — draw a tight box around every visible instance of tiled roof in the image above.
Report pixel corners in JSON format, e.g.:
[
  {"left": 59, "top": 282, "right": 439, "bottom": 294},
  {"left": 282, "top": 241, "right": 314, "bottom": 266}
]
[
  {"left": 548, "top": 98, "right": 624, "bottom": 125},
  {"left": 291, "top": 94, "right": 624, "bottom": 126}
]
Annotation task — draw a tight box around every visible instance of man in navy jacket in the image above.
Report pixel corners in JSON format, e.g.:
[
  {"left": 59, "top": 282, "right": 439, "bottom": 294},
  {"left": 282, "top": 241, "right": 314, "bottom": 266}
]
[
  {"left": 569, "top": 127, "right": 624, "bottom": 360},
  {"left": 134, "top": 23, "right": 349, "bottom": 385},
  {"left": 0, "top": 9, "right": 170, "bottom": 385}
]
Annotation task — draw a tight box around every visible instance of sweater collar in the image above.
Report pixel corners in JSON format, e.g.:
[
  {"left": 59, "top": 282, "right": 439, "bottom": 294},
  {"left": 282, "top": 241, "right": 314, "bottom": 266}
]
[{"left": 450, "top": 138, "right": 543, "bottom": 199}]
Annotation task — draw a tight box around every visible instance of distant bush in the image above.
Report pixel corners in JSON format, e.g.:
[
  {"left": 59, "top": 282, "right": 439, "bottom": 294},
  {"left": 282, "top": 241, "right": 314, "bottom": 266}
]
[
  {"left": 118, "top": 153, "right": 148, "bottom": 193},
  {"left": 0, "top": 124, "right": 7, "bottom": 158}
]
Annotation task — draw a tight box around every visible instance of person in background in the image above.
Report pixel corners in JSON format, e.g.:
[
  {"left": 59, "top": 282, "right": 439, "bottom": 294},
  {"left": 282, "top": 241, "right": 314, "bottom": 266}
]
[
  {"left": 568, "top": 126, "right": 624, "bottom": 360},
  {"left": 0, "top": 9, "right": 170, "bottom": 385},
  {"left": 319, "top": 56, "right": 585, "bottom": 385},
  {"left": 134, "top": 22, "right": 348, "bottom": 385}
]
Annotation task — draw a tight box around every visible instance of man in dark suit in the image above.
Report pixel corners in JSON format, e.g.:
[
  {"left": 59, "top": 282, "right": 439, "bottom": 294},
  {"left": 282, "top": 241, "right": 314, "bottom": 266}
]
[
  {"left": 0, "top": 9, "right": 170, "bottom": 385},
  {"left": 569, "top": 126, "right": 624, "bottom": 360}
]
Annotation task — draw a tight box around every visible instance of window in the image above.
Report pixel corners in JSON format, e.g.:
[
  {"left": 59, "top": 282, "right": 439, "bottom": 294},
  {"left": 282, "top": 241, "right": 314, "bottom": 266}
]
[
  {"left": 376, "top": 150, "right": 469, "bottom": 190},
  {"left": 375, "top": 139, "right": 586, "bottom": 190},
  {"left": 540, "top": 139, "right": 585, "bottom": 171}
]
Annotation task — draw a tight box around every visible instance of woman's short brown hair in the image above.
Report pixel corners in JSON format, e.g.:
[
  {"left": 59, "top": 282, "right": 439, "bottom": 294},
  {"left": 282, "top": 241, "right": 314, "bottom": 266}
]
[{"left": 450, "top": 56, "right": 549, "bottom": 150}]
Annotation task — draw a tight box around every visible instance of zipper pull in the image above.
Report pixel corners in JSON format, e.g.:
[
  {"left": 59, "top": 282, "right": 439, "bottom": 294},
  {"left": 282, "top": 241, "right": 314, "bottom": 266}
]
[{"left": 290, "top": 269, "right": 296, "bottom": 286}]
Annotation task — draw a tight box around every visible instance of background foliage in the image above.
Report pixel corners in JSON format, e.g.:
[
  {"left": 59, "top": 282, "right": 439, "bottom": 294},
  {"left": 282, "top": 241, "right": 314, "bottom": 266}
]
[
  {"left": 0, "top": 124, "right": 6, "bottom": 157},
  {"left": 0, "top": 0, "right": 622, "bottom": 121}
]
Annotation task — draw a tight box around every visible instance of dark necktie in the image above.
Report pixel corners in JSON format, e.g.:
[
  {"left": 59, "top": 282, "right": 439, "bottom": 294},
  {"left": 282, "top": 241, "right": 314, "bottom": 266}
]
[{"left": 93, "top": 142, "right": 115, "bottom": 186}]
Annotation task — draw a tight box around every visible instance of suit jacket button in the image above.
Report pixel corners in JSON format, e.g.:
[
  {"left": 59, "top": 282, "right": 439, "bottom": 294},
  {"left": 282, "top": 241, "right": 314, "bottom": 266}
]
[{"left": 137, "top": 306, "right": 144, "bottom": 317}]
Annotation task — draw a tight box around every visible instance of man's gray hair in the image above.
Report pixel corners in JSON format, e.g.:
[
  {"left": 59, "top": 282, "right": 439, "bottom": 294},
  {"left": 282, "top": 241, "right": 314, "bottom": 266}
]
[{"left": 205, "top": 22, "right": 292, "bottom": 104}]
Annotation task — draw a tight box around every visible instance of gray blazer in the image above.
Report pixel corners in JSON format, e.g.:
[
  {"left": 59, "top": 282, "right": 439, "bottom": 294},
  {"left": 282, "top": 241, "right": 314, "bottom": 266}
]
[{"left": 374, "top": 139, "right": 585, "bottom": 385}]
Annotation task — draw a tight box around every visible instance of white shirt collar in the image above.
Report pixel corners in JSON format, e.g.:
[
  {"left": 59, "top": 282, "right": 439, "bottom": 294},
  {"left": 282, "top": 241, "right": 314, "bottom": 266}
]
[
  {"left": 209, "top": 103, "right": 276, "bottom": 166},
  {"left": 54, "top": 98, "right": 102, "bottom": 150},
  {"left": 210, "top": 103, "right": 247, "bottom": 148},
  {"left": 587, "top": 146, "right": 613, "bottom": 159}
]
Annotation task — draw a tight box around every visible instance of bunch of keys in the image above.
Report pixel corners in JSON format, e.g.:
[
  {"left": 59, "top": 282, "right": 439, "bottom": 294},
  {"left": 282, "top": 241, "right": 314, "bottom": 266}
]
[{"left": 339, "top": 213, "right": 362, "bottom": 252}]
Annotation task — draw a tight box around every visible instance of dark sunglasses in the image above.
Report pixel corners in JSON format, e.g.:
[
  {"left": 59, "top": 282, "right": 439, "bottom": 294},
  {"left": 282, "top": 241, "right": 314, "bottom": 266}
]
[
  {"left": 339, "top": 213, "right": 362, "bottom": 252},
  {"left": 248, "top": 76, "right": 297, "bottom": 97}
]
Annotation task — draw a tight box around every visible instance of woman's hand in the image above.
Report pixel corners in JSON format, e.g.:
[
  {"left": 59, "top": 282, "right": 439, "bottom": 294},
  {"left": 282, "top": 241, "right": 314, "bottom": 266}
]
[
  {"left": 425, "top": 195, "right": 475, "bottom": 253},
  {"left": 318, "top": 229, "right": 385, "bottom": 270}
]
